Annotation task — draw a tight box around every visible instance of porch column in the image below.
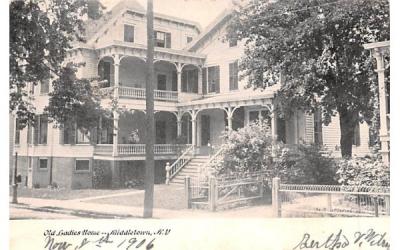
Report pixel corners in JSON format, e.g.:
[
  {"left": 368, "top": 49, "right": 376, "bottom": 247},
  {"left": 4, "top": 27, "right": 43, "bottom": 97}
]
[
  {"left": 114, "top": 62, "right": 120, "bottom": 99},
  {"left": 177, "top": 68, "right": 182, "bottom": 93},
  {"left": 191, "top": 114, "right": 197, "bottom": 147},
  {"left": 226, "top": 107, "right": 234, "bottom": 131},
  {"left": 112, "top": 111, "right": 119, "bottom": 157},
  {"left": 270, "top": 109, "right": 278, "bottom": 141},
  {"left": 198, "top": 67, "right": 203, "bottom": 94},
  {"left": 373, "top": 48, "right": 389, "bottom": 164}
]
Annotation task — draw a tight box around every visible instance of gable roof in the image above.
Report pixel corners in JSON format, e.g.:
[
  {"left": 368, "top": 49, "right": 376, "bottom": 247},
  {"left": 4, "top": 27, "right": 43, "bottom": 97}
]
[
  {"left": 186, "top": 8, "right": 233, "bottom": 52},
  {"left": 84, "top": 0, "right": 202, "bottom": 44}
]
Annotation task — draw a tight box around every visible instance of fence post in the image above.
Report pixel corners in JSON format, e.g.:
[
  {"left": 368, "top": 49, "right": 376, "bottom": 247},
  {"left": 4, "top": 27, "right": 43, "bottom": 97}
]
[
  {"left": 272, "top": 177, "right": 281, "bottom": 217},
  {"left": 374, "top": 197, "right": 379, "bottom": 217},
  {"left": 184, "top": 176, "right": 191, "bottom": 209},
  {"left": 327, "top": 194, "right": 332, "bottom": 213},
  {"left": 385, "top": 196, "right": 390, "bottom": 216},
  {"left": 209, "top": 177, "right": 216, "bottom": 212}
]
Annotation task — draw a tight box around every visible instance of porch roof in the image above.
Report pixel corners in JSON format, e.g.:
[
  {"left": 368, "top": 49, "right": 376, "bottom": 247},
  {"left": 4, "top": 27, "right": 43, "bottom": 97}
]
[{"left": 177, "top": 88, "right": 276, "bottom": 111}]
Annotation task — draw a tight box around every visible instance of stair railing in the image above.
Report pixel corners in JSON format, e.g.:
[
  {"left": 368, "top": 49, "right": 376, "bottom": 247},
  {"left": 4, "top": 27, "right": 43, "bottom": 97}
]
[
  {"left": 197, "top": 147, "right": 225, "bottom": 180},
  {"left": 165, "top": 145, "right": 194, "bottom": 184}
]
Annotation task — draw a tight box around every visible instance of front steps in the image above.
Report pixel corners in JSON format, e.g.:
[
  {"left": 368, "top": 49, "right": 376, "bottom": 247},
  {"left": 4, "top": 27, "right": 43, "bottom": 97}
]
[{"left": 169, "top": 155, "right": 210, "bottom": 185}]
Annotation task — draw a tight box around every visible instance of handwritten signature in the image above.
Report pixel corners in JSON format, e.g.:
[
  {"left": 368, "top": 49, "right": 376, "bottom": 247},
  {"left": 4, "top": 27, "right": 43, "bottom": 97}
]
[
  {"left": 44, "top": 234, "right": 155, "bottom": 250},
  {"left": 293, "top": 229, "right": 389, "bottom": 250}
]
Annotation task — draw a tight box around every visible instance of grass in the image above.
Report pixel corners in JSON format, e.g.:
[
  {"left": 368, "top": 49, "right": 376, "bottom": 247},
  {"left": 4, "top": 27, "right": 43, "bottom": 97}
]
[
  {"left": 10, "top": 186, "right": 134, "bottom": 200},
  {"left": 87, "top": 185, "right": 186, "bottom": 210}
]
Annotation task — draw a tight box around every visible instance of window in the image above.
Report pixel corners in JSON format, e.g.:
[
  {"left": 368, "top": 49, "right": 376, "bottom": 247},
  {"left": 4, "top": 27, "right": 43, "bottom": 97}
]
[
  {"left": 229, "top": 38, "right": 238, "bottom": 47},
  {"left": 98, "top": 61, "right": 111, "bottom": 87},
  {"left": 63, "top": 121, "right": 76, "bottom": 144},
  {"left": 314, "top": 110, "right": 323, "bottom": 145},
  {"left": 31, "top": 115, "right": 48, "bottom": 145},
  {"left": 38, "top": 115, "right": 48, "bottom": 144},
  {"left": 154, "top": 31, "right": 171, "bottom": 48},
  {"left": 157, "top": 74, "right": 167, "bottom": 90},
  {"left": 229, "top": 61, "right": 239, "bottom": 91},
  {"left": 15, "top": 118, "right": 20, "bottom": 144},
  {"left": 353, "top": 123, "right": 361, "bottom": 146},
  {"left": 124, "top": 25, "right": 135, "bottom": 43},
  {"left": 76, "top": 129, "right": 90, "bottom": 144},
  {"left": 249, "top": 111, "right": 259, "bottom": 123},
  {"left": 186, "top": 36, "right": 193, "bottom": 43},
  {"left": 40, "top": 78, "right": 50, "bottom": 94},
  {"left": 39, "top": 158, "right": 48, "bottom": 170},
  {"left": 205, "top": 66, "right": 220, "bottom": 93},
  {"left": 181, "top": 69, "right": 198, "bottom": 93},
  {"left": 75, "top": 159, "right": 90, "bottom": 172}
]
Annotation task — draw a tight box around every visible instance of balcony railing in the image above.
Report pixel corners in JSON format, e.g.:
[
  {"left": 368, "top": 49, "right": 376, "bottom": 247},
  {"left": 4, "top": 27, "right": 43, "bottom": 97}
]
[
  {"left": 118, "top": 86, "right": 178, "bottom": 102},
  {"left": 94, "top": 144, "right": 192, "bottom": 156}
]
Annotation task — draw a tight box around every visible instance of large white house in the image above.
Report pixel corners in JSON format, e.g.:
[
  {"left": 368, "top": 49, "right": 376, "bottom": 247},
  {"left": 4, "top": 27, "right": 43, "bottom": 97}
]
[{"left": 11, "top": 0, "right": 372, "bottom": 189}]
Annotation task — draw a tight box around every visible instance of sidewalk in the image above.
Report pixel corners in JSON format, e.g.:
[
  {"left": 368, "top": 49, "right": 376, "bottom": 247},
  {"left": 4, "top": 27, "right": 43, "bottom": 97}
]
[{"left": 10, "top": 197, "right": 273, "bottom": 219}]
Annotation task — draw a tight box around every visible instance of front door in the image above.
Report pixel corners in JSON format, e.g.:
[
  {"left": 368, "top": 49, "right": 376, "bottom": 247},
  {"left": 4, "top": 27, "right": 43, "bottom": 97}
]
[
  {"left": 201, "top": 115, "right": 211, "bottom": 146},
  {"left": 157, "top": 74, "right": 167, "bottom": 90}
]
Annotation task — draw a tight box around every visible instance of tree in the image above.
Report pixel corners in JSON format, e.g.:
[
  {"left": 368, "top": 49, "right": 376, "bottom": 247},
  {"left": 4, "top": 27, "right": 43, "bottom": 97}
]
[
  {"left": 10, "top": 0, "right": 104, "bottom": 129},
  {"left": 227, "top": 0, "right": 389, "bottom": 157}
]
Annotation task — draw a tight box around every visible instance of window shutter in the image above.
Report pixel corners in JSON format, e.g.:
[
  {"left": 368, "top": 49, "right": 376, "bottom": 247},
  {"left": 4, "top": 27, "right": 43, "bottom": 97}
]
[
  {"left": 59, "top": 127, "right": 64, "bottom": 145},
  {"left": 90, "top": 127, "right": 97, "bottom": 145},
  {"left": 33, "top": 115, "right": 39, "bottom": 145},
  {"left": 304, "top": 113, "right": 314, "bottom": 144},
  {"left": 202, "top": 68, "right": 207, "bottom": 94},
  {"left": 182, "top": 71, "right": 188, "bottom": 92},
  {"left": 193, "top": 70, "right": 198, "bottom": 93},
  {"left": 166, "top": 33, "right": 171, "bottom": 48},
  {"left": 71, "top": 123, "right": 77, "bottom": 145},
  {"left": 172, "top": 71, "right": 177, "bottom": 91},
  {"left": 215, "top": 66, "right": 220, "bottom": 93}
]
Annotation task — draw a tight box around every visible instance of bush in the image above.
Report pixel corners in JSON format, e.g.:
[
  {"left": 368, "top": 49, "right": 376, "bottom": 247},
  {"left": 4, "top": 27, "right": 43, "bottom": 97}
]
[
  {"left": 336, "top": 154, "right": 389, "bottom": 186},
  {"left": 214, "top": 120, "right": 337, "bottom": 185},
  {"left": 272, "top": 144, "right": 337, "bottom": 184},
  {"left": 216, "top": 120, "right": 274, "bottom": 175}
]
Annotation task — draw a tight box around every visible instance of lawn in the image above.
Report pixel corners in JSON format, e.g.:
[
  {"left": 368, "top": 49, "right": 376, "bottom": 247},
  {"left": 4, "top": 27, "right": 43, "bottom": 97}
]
[
  {"left": 87, "top": 185, "right": 186, "bottom": 210},
  {"left": 10, "top": 186, "right": 134, "bottom": 200}
]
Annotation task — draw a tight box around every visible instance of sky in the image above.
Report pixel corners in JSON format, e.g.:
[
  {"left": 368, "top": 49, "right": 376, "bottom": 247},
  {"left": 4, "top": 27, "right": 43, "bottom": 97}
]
[{"left": 101, "top": 0, "right": 233, "bottom": 29}]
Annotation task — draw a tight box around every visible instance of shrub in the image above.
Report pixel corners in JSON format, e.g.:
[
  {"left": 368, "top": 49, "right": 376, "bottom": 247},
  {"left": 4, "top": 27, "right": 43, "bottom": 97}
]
[
  {"left": 336, "top": 154, "right": 389, "bottom": 187},
  {"left": 216, "top": 120, "right": 274, "bottom": 175},
  {"left": 214, "top": 120, "right": 337, "bottom": 185},
  {"left": 272, "top": 144, "right": 337, "bottom": 184}
]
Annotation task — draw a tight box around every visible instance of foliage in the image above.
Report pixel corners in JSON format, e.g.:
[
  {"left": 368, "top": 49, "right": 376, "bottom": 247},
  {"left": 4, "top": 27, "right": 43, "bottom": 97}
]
[
  {"left": 215, "top": 121, "right": 337, "bottom": 185},
  {"left": 272, "top": 144, "right": 337, "bottom": 184},
  {"left": 92, "top": 162, "right": 111, "bottom": 189},
  {"left": 9, "top": 0, "right": 104, "bottom": 128},
  {"left": 227, "top": 0, "right": 390, "bottom": 157},
  {"left": 44, "top": 66, "right": 110, "bottom": 131},
  {"left": 215, "top": 120, "right": 274, "bottom": 175},
  {"left": 336, "top": 154, "right": 389, "bottom": 187}
]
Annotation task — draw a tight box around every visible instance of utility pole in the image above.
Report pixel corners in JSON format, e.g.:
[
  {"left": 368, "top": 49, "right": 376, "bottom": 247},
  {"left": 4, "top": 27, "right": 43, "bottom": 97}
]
[{"left": 143, "top": 0, "right": 155, "bottom": 218}]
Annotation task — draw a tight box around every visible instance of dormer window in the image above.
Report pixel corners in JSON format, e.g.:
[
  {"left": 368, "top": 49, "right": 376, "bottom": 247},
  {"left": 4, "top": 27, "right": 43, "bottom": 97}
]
[
  {"left": 154, "top": 31, "right": 171, "bottom": 48},
  {"left": 124, "top": 25, "right": 135, "bottom": 43}
]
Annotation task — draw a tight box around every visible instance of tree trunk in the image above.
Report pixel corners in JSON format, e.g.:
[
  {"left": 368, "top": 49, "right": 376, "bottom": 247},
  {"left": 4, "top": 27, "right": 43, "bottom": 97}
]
[
  {"left": 143, "top": 0, "right": 155, "bottom": 218},
  {"left": 338, "top": 109, "right": 357, "bottom": 158}
]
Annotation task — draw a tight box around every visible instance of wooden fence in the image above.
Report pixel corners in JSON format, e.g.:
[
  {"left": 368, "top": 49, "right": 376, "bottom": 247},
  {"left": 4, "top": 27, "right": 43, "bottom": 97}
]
[
  {"left": 272, "top": 177, "right": 390, "bottom": 218},
  {"left": 184, "top": 173, "right": 267, "bottom": 211}
]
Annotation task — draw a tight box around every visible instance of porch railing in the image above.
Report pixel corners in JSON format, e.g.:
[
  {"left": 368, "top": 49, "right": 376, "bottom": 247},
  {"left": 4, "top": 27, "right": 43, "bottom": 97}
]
[
  {"left": 94, "top": 144, "right": 189, "bottom": 156},
  {"left": 117, "top": 86, "right": 178, "bottom": 102},
  {"left": 198, "top": 147, "right": 225, "bottom": 178},
  {"left": 165, "top": 145, "right": 195, "bottom": 184}
]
